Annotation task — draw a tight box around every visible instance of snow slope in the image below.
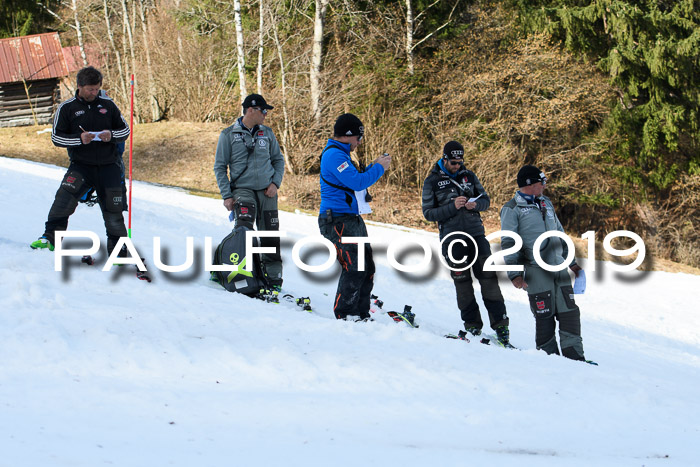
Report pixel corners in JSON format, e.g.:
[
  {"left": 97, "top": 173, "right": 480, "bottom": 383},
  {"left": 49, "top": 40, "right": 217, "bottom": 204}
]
[{"left": 1, "top": 156, "right": 698, "bottom": 467}]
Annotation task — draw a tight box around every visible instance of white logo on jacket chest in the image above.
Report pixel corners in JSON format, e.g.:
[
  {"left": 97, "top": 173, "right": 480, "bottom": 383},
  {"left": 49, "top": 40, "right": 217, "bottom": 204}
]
[
  {"left": 258, "top": 139, "right": 267, "bottom": 147},
  {"left": 337, "top": 161, "right": 349, "bottom": 173},
  {"left": 437, "top": 180, "right": 450, "bottom": 187},
  {"left": 75, "top": 110, "right": 85, "bottom": 117}
]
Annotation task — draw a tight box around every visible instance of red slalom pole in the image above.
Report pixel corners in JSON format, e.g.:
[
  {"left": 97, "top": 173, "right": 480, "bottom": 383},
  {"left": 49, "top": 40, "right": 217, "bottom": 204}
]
[{"left": 128, "top": 74, "right": 134, "bottom": 238}]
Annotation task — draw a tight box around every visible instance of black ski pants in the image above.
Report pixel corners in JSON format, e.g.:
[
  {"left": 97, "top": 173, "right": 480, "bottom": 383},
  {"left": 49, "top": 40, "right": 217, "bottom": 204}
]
[
  {"left": 318, "top": 213, "right": 374, "bottom": 320},
  {"left": 442, "top": 232, "right": 508, "bottom": 331},
  {"left": 43, "top": 162, "right": 127, "bottom": 255}
]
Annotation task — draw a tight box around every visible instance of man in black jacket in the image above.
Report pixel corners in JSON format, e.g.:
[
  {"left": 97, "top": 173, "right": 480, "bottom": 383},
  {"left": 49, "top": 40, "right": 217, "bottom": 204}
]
[
  {"left": 421, "top": 141, "right": 510, "bottom": 345},
  {"left": 31, "top": 66, "right": 130, "bottom": 256}
]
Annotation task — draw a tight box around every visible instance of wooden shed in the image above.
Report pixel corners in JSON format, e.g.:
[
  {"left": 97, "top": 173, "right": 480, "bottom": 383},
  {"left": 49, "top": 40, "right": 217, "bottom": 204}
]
[{"left": 0, "top": 32, "right": 69, "bottom": 128}]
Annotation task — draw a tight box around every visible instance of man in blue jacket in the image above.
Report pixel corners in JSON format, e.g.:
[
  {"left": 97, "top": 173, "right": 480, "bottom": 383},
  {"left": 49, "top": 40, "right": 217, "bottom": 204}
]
[{"left": 318, "top": 113, "right": 391, "bottom": 321}]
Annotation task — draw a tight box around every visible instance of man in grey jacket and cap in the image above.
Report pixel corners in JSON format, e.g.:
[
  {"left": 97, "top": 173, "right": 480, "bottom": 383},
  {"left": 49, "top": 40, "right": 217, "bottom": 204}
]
[
  {"left": 214, "top": 94, "right": 285, "bottom": 289},
  {"left": 500, "top": 165, "right": 590, "bottom": 362}
]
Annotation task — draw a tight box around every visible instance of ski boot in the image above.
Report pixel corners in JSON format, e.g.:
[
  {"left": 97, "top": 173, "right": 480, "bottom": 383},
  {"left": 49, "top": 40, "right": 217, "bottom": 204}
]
[
  {"left": 464, "top": 326, "right": 482, "bottom": 337},
  {"left": 495, "top": 325, "right": 516, "bottom": 349},
  {"left": 30, "top": 236, "right": 54, "bottom": 251}
]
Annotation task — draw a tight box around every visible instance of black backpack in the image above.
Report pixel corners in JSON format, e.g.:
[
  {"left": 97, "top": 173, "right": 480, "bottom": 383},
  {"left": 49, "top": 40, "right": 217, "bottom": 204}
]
[{"left": 213, "top": 224, "right": 267, "bottom": 296}]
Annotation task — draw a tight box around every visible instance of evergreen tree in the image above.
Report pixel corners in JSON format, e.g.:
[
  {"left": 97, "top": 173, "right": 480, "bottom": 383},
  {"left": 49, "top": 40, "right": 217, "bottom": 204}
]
[
  {"left": 0, "top": 0, "right": 59, "bottom": 38},
  {"left": 509, "top": 0, "right": 700, "bottom": 191}
]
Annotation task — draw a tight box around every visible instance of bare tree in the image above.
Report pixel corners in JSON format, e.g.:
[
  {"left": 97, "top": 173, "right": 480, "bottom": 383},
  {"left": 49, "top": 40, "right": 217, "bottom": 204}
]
[
  {"left": 39, "top": 0, "right": 88, "bottom": 66},
  {"left": 70, "top": 0, "right": 88, "bottom": 65},
  {"left": 310, "top": 0, "right": 330, "bottom": 123},
  {"left": 120, "top": 0, "right": 136, "bottom": 73},
  {"left": 103, "top": 0, "right": 128, "bottom": 101},
  {"left": 405, "top": 0, "right": 414, "bottom": 74},
  {"left": 257, "top": 0, "right": 264, "bottom": 94},
  {"left": 233, "top": 0, "right": 248, "bottom": 100},
  {"left": 268, "top": 1, "right": 293, "bottom": 173},
  {"left": 138, "top": 0, "right": 159, "bottom": 120},
  {"left": 404, "top": 0, "right": 458, "bottom": 75}
]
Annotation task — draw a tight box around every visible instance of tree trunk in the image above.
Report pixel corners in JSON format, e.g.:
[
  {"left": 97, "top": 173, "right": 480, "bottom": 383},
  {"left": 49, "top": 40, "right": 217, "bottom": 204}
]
[
  {"left": 257, "top": 0, "right": 264, "bottom": 94},
  {"left": 233, "top": 0, "right": 248, "bottom": 100},
  {"left": 120, "top": 0, "right": 136, "bottom": 74},
  {"left": 405, "top": 0, "right": 414, "bottom": 75},
  {"left": 138, "top": 0, "right": 159, "bottom": 121},
  {"left": 310, "top": 0, "right": 330, "bottom": 123},
  {"left": 120, "top": 0, "right": 138, "bottom": 119},
  {"left": 103, "top": 0, "right": 127, "bottom": 101},
  {"left": 269, "top": 3, "right": 293, "bottom": 174},
  {"left": 71, "top": 0, "right": 88, "bottom": 66}
]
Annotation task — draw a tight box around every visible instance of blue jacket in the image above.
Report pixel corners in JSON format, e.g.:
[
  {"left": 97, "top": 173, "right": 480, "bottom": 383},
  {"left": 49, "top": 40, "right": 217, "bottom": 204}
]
[{"left": 319, "top": 139, "right": 385, "bottom": 215}]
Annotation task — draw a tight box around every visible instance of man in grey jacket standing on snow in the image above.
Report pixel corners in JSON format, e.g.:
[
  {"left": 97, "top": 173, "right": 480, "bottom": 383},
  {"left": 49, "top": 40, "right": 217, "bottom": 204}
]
[
  {"left": 214, "top": 94, "right": 285, "bottom": 289},
  {"left": 500, "top": 165, "right": 590, "bottom": 362}
]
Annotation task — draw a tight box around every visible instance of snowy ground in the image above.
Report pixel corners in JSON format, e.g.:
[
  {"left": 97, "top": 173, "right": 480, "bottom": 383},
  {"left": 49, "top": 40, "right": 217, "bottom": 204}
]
[{"left": 1, "top": 156, "right": 698, "bottom": 467}]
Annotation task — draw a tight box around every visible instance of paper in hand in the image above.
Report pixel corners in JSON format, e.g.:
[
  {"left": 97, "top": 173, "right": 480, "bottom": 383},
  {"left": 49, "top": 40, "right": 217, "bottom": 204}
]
[
  {"left": 468, "top": 193, "right": 483, "bottom": 203},
  {"left": 573, "top": 269, "right": 586, "bottom": 294},
  {"left": 355, "top": 189, "right": 372, "bottom": 215}
]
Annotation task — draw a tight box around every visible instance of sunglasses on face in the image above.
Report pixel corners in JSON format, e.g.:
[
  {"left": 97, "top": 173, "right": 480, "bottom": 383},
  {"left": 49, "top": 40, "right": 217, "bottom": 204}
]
[
  {"left": 251, "top": 107, "right": 268, "bottom": 115},
  {"left": 448, "top": 159, "right": 463, "bottom": 166}
]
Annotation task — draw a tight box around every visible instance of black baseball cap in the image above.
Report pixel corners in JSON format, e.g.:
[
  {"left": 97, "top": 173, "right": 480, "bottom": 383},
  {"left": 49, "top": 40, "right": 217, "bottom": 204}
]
[
  {"left": 242, "top": 94, "right": 274, "bottom": 110},
  {"left": 517, "top": 165, "right": 547, "bottom": 187}
]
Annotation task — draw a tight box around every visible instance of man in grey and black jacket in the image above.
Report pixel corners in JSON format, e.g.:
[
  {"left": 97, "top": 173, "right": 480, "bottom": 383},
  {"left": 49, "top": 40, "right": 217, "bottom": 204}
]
[
  {"left": 422, "top": 141, "right": 510, "bottom": 345},
  {"left": 213, "top": 94, "right": 285, "bottom": 288},
  {"left": 500, "top": 165, "right": 588, "bottom": 361}
]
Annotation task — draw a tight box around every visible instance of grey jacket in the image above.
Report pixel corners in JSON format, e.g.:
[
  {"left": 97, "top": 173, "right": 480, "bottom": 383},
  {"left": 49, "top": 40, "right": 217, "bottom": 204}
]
[
  {"left": 213, "top": 120, "right": 284, "bottom": 199},
  {"left": 500, "top": 191, "right": 577, "bottom": 280}
]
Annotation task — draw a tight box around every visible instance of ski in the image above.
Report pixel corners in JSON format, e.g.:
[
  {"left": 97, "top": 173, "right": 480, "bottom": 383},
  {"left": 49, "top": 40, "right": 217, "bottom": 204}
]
[
  {"left": 283, "top": 294, "right": 312, "bottom": 312},
  {"left": 370, "top": 295, "right": 418, "bottom": 327},
  {"left": 254, "top": 289, "right": 313, "bottom": 313},
  {"left": 445, "top": 330, "right": 492, "bottom": 345},
  {"left": 79, "top": 255, "right": 152, "bottom": 282},
  {"left": 386, "top": 306, "right": 419, "bottom": 328},
  {"left": 445, "top": 331, "right": 471, "bottom": 343},
  {"left": 482, "top": 332, "right": 518, "bottom": 350}
]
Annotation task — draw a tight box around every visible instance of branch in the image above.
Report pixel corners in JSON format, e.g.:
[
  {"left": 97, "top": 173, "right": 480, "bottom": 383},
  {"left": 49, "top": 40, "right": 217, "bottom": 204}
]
[
  {"left": 409, "top": 2, "right": 458, "bottom": 52},
  {"left": 35, "top": 1, "right": 77, "bottom": 31},
  {"left": 413, "top": 0, "right": 442, "bottom": 23}
]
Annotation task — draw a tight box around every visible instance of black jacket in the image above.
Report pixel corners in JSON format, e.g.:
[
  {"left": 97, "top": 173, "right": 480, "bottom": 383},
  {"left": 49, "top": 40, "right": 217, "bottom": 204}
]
[
  {"left": 51, "top": 91, "right": 130, "bottom": 165},
  {"left": 421, "top": 161, "right": 490, "bottom": 238}
]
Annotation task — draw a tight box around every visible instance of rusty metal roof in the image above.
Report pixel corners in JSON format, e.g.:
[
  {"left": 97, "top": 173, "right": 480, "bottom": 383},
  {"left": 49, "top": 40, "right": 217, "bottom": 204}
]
[
  {"left": 62, "top": 44, "right": 104, "bottom": 73},
  {"left": 0, "top": 32, "right": 69, "bottom": 84}
]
